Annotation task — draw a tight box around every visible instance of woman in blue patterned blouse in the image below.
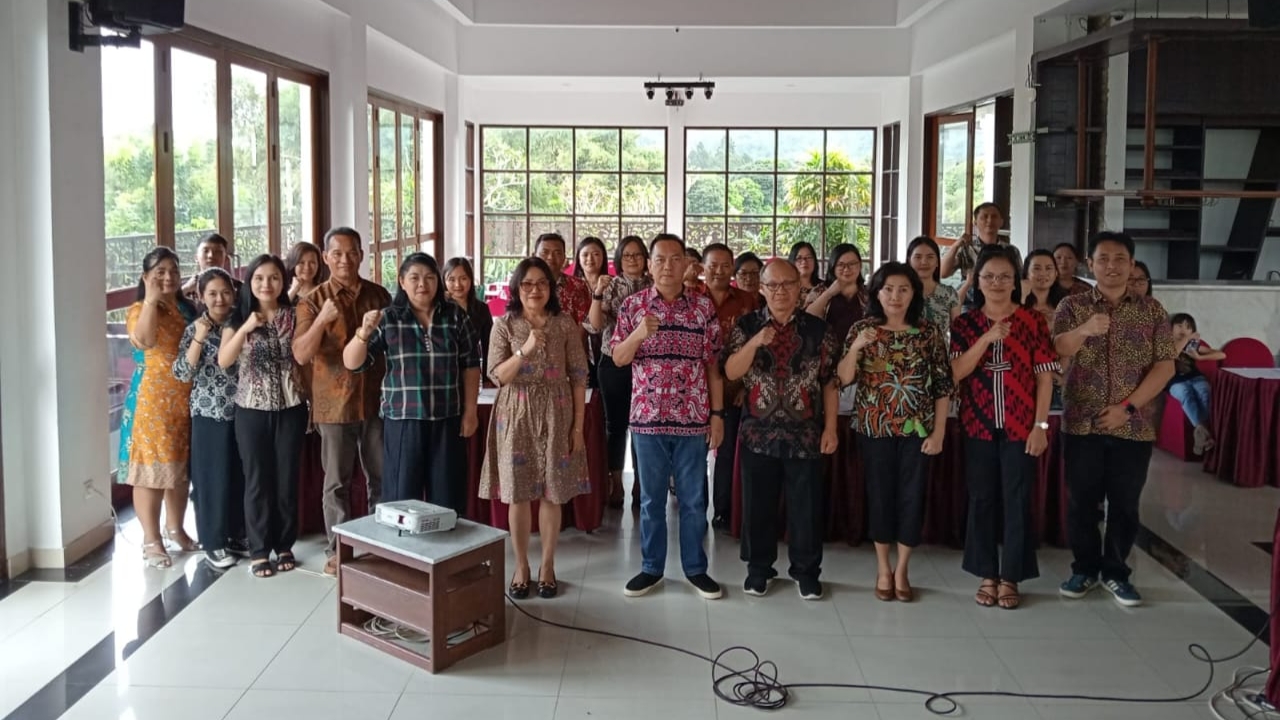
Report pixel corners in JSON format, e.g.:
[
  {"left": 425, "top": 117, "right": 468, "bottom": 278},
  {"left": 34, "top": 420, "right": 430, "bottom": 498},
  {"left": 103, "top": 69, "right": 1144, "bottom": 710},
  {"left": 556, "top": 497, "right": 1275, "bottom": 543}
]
[{"left": 173, "top": 268, "right": 246, "bottom": 569}]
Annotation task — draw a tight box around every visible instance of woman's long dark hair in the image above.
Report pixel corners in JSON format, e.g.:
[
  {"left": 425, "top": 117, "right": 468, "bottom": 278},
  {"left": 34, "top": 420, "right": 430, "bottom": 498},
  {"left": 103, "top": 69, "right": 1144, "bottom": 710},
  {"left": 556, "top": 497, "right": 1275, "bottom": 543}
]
[
  {"left": 231, "top": 254, "right": 291, "bottom": 328},
  {"left": 970, "top": 246, "right": 1023, "bottom": 310},
  {"left": 573, "top": 236, "right": 609, "bottom": 278},
  {"left": 863, "top": 261, "right": 925, "bottom": 327},
  {"left": 506, "top": 257, "right": 562, "bottom": 317},
  {"left": 788, "top": 241, "right": 821, "bottom": 288},
  {"left": 285, "top": 241, "right": 329, "bottom": 288},
  {"left": 136, "top": 246, "right": 197, "bottom": 317},
  {"left": 443, "top": 256, "right": 477, "bottom": 305},
  {"left": 906, "top": 235, "right": 943, "bottom": 283},
  {"left": 1132, "top": 260, "right": 1154, "bottom": 296},
  {"left": 823, "top": 243, "right": 865, "bottom": 292},
  {"left": 1022, "top": 249, "right": 1067, "bottom": 310},
  {"left": 614, "top": 235, "right": 648, "bottom": 277},
  {"left": 392, "top": 253, "right": 446, "bottom": 309}
]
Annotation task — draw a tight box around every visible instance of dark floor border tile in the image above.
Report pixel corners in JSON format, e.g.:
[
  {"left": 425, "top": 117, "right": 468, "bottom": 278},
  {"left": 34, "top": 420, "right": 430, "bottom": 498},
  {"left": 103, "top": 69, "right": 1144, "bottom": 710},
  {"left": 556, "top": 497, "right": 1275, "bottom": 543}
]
[
  {"left": 2, "top": 560, "right": 226, "bottom": 720},
  {"left": 1136, "top": 525, "right": 1270, "bottom": 644}
]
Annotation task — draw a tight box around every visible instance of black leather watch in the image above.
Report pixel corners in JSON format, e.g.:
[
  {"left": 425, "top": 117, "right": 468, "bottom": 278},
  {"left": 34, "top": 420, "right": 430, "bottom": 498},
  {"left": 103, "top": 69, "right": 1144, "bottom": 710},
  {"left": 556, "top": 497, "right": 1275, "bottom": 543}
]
[
  {"left": 1124, "top": 402, "right": 1138, "bottom": 416},
  {"left": 709, "top": 409, "right": 726, "bottom": 418}
]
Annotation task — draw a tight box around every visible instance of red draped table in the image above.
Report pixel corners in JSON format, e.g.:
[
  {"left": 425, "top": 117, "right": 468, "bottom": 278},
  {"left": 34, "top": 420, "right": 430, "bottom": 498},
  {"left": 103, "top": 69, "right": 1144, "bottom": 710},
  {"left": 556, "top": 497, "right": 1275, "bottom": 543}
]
[
  {"left": 1205, "top": 368, "right": 1280, "bottom": 488},
  {"left": 729, "top": 414, "right": 1068, "bottom": 549},
  {"left": 298, "top": 390, "right": 608, "bottom": 535}
]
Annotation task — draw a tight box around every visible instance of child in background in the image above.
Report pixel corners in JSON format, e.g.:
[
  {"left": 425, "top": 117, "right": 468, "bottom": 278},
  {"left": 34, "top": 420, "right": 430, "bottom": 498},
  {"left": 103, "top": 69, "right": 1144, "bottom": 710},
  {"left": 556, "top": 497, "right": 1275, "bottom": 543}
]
[{"left": 1168, "top": 313, "right": 1227, "bottom": 454}]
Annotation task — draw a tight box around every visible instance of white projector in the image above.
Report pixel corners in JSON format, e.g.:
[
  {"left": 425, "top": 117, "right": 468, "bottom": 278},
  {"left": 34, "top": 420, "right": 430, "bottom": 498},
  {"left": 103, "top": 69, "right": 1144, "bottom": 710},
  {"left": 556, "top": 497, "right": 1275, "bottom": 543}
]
[{"left": 374, "top": 500, "right": 458, "bottom": 535}]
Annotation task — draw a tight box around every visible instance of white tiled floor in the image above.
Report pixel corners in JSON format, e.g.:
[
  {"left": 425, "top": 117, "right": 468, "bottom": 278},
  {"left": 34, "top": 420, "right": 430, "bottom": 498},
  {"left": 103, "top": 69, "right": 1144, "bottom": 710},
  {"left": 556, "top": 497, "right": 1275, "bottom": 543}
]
[{"left": 1, "top": 449, "right": 1276, "bottom": 719}]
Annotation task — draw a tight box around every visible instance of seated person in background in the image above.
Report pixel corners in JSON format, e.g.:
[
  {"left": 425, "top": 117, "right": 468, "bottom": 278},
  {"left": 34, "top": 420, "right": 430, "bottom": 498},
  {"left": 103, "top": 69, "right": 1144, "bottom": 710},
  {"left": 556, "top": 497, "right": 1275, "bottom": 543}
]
[{"left": 1167, "top": 313, "right": 1226, "bottom": 455}]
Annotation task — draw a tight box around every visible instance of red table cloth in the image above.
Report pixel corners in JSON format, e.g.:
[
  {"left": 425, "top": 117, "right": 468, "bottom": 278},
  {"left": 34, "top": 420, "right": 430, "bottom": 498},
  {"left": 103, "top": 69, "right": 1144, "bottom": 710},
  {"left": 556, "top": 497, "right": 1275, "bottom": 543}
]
[
  {"left": 297, "top": 392, "right": 608, "bottom": 535},
  {"left": 1205, "top": 368, "right": 1280, "bottom": 488},
  {"left": 729, "top": 415, "right": 1068, "bottom": 549}
]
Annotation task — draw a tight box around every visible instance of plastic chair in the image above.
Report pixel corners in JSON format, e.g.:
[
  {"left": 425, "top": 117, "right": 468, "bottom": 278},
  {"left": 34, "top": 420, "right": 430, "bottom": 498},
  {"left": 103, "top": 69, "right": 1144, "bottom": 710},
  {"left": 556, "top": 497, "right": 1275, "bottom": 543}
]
[
  {"left": 1157, "top": 341, "right": 1221, "bottom": 461},
  {"left": 1220, "top": 337, "right": 1277, "bottom": 369}
]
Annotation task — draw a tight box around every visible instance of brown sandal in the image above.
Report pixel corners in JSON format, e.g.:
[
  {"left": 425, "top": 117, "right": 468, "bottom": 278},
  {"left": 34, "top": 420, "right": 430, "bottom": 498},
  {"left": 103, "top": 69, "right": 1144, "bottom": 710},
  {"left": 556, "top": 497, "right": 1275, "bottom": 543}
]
[
  {"left": 997, "top": 581, "right": 1021, "bottom": 610},
  {"left": 975, "top": 579, "right": 998, "bottom": 607}
]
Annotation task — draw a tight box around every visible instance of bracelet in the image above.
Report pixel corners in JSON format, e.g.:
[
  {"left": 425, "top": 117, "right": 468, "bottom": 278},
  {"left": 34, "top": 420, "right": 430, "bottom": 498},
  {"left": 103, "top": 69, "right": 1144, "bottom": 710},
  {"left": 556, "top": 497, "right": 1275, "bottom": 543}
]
[
  {"left": 591, "top": 293, "right": 605, "bottom": 301},
  {"left": 355, "top": 332, "right": 369, "bottom": 344},
  {"left": 193, "top": 338, "right": 206, "bottom": 346}
]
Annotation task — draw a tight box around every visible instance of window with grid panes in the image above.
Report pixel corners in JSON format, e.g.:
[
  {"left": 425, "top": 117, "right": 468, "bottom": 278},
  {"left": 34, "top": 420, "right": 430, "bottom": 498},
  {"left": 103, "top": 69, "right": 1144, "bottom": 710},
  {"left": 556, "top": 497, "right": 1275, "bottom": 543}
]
[
  {"left": 682, "top": 128, "right": 875, "bottom": 276},
  {"left": 480, "top": 127, "right": 667, "bottom": 289},
  {"left": 368, "top": 94, "right": 444, "bottom": 292}
]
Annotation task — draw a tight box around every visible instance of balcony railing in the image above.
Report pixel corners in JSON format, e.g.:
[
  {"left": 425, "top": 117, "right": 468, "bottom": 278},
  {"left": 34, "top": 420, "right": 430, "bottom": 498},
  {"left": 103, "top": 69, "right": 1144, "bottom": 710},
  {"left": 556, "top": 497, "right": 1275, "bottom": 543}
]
[{"left": 105, "top": 223, "right": 302, "bottom": 290}]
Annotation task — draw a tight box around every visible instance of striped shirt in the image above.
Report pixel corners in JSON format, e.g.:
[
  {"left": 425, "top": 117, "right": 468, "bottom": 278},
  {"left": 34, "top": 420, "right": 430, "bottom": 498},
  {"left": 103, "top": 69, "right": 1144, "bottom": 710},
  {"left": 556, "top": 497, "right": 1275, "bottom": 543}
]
[{"left": 360, "top": 302, "right": 481, "bottom": 421}]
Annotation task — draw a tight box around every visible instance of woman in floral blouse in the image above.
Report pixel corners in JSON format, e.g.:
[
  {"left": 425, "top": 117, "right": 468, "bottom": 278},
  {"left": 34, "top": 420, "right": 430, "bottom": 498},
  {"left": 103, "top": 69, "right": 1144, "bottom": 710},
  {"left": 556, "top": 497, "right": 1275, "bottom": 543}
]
[
  {"left": 218, "top": 255, "right": 307, "bottom": 578},
  {"left": 908, "top": 236, "right": 960, "bottom": 336},
  {"left": 837, "top": 262, "right": 953, "bottom": 603},
  {"left": 173, "top": 268, "right": 245, "bottom": 569}
]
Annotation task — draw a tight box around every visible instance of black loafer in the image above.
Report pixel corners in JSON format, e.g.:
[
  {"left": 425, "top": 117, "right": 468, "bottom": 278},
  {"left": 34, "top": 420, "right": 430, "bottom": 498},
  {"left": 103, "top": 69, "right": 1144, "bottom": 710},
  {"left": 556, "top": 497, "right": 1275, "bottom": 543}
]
[
  {"left": 538, "top": 579, "right": 558, "bottom": 599},
  {"left": 509, "top": 579, "right": 530, "bottom": 600}
]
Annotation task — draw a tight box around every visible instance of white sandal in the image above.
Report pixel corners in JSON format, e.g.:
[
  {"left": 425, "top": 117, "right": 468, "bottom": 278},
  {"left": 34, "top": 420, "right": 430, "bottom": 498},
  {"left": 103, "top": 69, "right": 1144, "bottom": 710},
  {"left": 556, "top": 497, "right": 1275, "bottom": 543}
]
[
  {"left": 142, "top": 541, "right": 173, "bottom": 568},
  {"left": 163, "top": 527, "right": 200, "bottom": 553}
]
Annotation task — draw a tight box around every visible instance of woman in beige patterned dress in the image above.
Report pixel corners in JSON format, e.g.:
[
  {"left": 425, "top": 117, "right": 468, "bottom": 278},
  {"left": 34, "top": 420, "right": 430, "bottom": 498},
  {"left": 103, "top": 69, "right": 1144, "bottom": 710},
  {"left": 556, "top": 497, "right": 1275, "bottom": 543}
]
[{"left": 480, "top": 257, "right": 590, "bottom": 600}]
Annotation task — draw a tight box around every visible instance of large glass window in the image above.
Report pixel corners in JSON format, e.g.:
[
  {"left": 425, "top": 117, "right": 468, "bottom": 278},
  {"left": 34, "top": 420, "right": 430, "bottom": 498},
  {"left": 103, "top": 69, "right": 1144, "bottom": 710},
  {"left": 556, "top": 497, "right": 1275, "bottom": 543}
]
[
  {"left": 925, "top": 98, "right": 1011, "bottom": 244},
  {"left": 480, "top": 126, "right": 667, "bottom": 287},
  {"left": 683, "top": 128, "right": 876, "bottom": 268},
  {"left": 368, "top": 94, "right": 444, "bottom": 292},
  {"left": 102, "top": 32, "right": 325, "bottom": 305}
]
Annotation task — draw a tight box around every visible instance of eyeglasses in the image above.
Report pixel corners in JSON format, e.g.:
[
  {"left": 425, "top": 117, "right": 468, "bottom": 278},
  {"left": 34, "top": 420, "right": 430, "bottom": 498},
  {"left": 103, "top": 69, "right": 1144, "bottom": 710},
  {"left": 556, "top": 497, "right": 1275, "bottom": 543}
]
[
  {"left": 794, "top": 255, "right": 815, "bottom": 263},
  {"left": 978, "top": 273, "right": 1016, "bottom": 285},
  {"left": 621, "top": 252, "right": 646, "bottom": 260},
  {"left": 834, "top": 261, "right": 860, "bottom": 271},
  {"left": 762, "top": 281, "right": 800, "bottom": 294},
  {"left": 519, "top": 279, "right": 550, "bottom": 292}
]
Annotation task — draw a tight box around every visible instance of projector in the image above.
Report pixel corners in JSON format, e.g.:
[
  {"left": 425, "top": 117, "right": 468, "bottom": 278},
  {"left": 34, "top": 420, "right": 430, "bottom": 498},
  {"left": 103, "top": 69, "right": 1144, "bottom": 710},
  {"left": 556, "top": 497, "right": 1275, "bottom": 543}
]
[{"left": 374, "top": 500, "right": 458, "bottom": 535}]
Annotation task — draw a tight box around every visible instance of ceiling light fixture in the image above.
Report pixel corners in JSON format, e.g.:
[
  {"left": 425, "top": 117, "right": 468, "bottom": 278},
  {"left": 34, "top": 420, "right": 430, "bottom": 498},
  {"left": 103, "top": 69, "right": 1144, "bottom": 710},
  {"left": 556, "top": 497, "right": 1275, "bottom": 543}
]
[{"left": 643, "top": 77, "right": 716, "bottom": 108}]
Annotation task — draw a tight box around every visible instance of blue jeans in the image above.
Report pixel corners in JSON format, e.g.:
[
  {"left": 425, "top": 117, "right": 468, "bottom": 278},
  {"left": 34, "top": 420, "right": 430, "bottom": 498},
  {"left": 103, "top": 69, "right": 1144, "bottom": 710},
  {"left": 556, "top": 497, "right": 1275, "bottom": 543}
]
[
  {"left": 632, "top": 433, "right": 709, "bottom": 577},
  {"left": 1169, "top": 376, "right": 1211, "bottom": 428}
]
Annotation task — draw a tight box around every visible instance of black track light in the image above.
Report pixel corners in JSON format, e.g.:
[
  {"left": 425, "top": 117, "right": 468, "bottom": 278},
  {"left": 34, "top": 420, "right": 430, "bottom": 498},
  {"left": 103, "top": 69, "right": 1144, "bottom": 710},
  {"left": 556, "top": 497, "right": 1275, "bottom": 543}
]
[
  {"left": 646, "top": 88, "right": 654, "bottom": 100},
  {"left": 665, "top": 89, "right": 676, "bottom": 101},
  {"left": 685, "top": 88, "right": 694, "bottom": 100},
  {"left": 705, "top": 87, "right": 713, "bottom": 100}
]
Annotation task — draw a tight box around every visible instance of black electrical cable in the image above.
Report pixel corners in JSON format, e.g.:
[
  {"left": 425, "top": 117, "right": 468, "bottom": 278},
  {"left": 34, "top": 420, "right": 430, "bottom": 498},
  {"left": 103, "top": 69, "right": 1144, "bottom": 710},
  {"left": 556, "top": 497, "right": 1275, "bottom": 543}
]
[{"left": 504, "top": 596, "right": 1272, "bottom": 715}]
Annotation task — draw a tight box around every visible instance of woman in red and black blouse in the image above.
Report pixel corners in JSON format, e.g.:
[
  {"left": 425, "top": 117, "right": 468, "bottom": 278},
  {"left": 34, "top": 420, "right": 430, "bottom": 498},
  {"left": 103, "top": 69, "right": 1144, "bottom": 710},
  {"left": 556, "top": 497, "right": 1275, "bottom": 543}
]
[{"left": 951, "top": 247, "right": 1057, "bottom": 610}]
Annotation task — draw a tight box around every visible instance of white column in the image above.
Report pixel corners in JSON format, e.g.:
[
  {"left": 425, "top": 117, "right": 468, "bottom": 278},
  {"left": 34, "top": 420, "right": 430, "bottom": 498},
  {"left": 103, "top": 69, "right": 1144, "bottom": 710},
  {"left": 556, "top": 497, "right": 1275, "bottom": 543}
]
[
  {"left": 1102, "top": 53, "right": 1131, "bottom": 233},
  {"left": 1, "top": 0, "right": 113, "bottom": 572},
  {"left": 903, "top": 74, "right": 926, "bottom": 248},
  {"left": 666, "top": 108, "right": 686, "bottom": 236},
  {"left": 443, "top": 72, "right": 465, "bottom": 259},
  {"left": 328, "top": 13, "right": 368, "bottom": 246},
  {"left": 1009, "top": 15, "right": 1037, "bottom": 253}
]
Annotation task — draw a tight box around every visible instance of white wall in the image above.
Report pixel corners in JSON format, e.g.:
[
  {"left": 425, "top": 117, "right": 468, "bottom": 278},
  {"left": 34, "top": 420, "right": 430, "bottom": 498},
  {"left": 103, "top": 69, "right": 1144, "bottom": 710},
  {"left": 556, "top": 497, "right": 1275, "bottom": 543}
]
[{"left": 1155, "top": 285, "right": 1280, "bottom": 360}]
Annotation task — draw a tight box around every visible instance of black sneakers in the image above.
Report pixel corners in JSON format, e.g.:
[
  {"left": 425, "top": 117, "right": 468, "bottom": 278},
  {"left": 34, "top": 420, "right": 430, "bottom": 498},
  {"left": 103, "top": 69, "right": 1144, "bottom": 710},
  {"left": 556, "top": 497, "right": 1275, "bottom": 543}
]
[
  {"left": 797, "top": 577, "right": 824, "bottom": 601},
  {"left": 225, "top": 538, "right": 250, "bottom": 558},
  {"left": 743, "top": 576, "right": 772, "bottom": 597},
  {"left": 687, "top": 573, "right": 723, "bottom": 600},
  {"left": 624, "top": 572, "right": 664, "bottom": 597},
  {"left": 205, "top": 549, "right": 237, "bottom": 569}
]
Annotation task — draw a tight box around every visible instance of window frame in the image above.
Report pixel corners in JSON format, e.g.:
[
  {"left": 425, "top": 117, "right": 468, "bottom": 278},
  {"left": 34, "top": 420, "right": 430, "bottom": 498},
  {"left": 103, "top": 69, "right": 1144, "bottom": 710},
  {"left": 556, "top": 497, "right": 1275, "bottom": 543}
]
[
  {"left": 104, "top": 27, "right": 328, "bottom": 311},
  {"left": 478, "top": 125, "right": 669, "bottom": 287},
  {"left": 880, "top": 122, "right": 902, "bottom": 263},
  {"left": 923, "top": 96, "right": 1013, "bottom": 247},
  {"left": 924, "top": 111, "right": 977, "bottom": 245},
  {"left": 680, "top": 126, "right": 878, "bottom": 273},
  {"left": 367, "top": 92, "right": 445, "bottom": 287},
  {"left": 465, "top": 121, "right": 476, "bottom": 260}
]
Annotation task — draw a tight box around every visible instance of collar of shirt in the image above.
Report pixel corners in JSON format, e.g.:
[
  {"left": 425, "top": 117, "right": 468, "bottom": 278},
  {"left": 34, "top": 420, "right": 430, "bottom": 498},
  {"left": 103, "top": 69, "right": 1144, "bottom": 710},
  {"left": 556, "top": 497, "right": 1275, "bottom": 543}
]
[
  {"left": 758, "top": 306, "right": 798, "bottom": 327},
  {"left": 1087, "top": 285, "right": 1140, "bottom": 308}
]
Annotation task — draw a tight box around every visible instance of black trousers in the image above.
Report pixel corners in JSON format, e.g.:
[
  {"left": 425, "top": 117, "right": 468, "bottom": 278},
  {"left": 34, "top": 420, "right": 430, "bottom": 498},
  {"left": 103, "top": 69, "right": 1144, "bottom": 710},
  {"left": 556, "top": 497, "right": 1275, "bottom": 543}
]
[
  {"left": 711, "top": 405, "right": 743, "bottom": 520},
  {"left": 383, "top": 416, "right": 467, "bottom": 514},
  {"left": 962, "top": 433, "right": 1039, "bottom": 582},
  {"left": 597, "top": 354, "right": 638, "bottom": 475},
  {"left": 190, "top": 416, "right": 245, "bottom": 552},
  {"left": 739, "top": 448, "right": 825, "bottom": 581},
  {"left": 857, "top": 433, "right": 928, "bottom": 547},
  {"left": 235, "top": 405, "right": 306, "bottom": 561},
  {"left": 1064, "top": 433, "right": 1153, "bottom": 583}
]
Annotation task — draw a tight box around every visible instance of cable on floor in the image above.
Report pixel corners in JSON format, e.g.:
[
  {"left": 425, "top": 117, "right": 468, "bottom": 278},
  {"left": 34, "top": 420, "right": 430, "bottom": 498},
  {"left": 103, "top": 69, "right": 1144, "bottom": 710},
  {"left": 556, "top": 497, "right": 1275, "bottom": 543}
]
[{"left": 504, "top": 595, "right": 1274, "bottom": 716}]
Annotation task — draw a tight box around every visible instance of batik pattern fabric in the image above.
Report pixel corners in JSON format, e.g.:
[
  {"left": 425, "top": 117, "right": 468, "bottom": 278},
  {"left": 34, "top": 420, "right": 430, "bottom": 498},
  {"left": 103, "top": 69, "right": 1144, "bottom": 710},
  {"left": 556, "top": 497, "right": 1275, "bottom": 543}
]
[{"left": 844, "top": 319, "right": 954, "bottom": 439}]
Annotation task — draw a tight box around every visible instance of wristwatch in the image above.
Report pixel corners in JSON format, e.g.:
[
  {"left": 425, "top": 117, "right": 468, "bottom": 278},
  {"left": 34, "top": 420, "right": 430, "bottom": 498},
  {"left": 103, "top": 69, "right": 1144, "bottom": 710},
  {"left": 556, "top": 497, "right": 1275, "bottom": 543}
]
[
  {"left": 515, "top": 349, "right": 526, "bottom": 358},
  {"left": 591, "top": 293, "right": 605, "bottom": 301},
  {"left": 1034, "top": 421, "right": 1050, "bottom": 431},
  {"left": 709, "top": 409, "right": 726, "bottom": 418},
  {"left": 1124, "top": 402, "right": 1138, "bottom": 416}
]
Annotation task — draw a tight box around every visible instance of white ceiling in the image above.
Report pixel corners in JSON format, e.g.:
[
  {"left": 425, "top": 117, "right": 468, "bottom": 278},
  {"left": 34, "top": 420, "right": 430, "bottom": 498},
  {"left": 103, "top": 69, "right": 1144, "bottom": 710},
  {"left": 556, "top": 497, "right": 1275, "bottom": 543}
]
[{"left": 434, "top": 0, "right": 943, "bottom": 28}]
